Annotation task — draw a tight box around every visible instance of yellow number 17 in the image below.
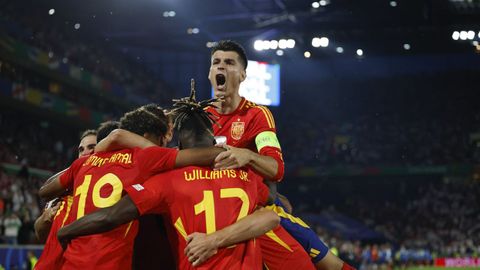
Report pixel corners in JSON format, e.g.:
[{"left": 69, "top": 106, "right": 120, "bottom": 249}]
[{"left": 194, "top": 188, "right": 250, "bottom": 234}]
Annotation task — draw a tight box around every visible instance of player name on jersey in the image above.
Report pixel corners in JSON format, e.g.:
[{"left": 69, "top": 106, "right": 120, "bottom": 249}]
[
  {"left": 82, "top": 152, "right": 133, "bottom": 168},
  {"left": 184, "top": 168, "right": 250, "bottom": 182}
]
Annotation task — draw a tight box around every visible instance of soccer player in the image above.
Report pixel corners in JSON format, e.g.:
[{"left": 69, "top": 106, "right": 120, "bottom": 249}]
[
  {"left": 38, "top": 104, "right": 224, "bottom": 270},
  {"left": 207, "top": 40, "right": 352, "bottom": 270},
  {"left": 77, "top": 129, "right": 97, "bottom": 157},
  {"left": 57, "top": 96, "right": 280, "bottom": 269},
  {"left": 34, "top": 126, "right": 102, "bottom": 270}
]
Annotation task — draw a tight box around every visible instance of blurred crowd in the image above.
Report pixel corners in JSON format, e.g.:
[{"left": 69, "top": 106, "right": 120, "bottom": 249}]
[
  {"left": 0, "top": 0, "right": 173, "bottom": 104},
  {"left": 279, "top": 72, "right": 480, "bottom": 167},
  {"left": 299, "top": 180, "right": 480, "bottom": 269}
]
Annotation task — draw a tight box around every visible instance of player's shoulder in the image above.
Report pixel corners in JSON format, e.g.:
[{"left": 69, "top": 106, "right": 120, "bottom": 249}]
[{"left": 242, "top": 99, "right": 272, "bottom": 115}]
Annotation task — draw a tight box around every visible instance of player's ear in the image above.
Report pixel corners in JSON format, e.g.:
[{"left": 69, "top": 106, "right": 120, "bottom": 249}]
[{"left": 240, "top": 69, "right": 246, "bottom": 82}]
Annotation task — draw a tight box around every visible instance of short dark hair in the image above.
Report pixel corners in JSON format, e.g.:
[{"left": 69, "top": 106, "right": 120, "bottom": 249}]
[
  {"left": 211, "top": 40, "right": 248, "bottom": 70},
  {"left": 80, "top": 129, "right": 97, "bottom": 141},
  {"left": 120, "top": 104, "right": 168, "bottom": 138},
  {"left": 96, "top": 121, "right": 120, "bottom": 141}
]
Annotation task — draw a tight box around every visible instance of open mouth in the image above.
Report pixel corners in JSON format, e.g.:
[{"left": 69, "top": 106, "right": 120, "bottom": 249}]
[{"left": 216, "top": 74, "right": 226, "bottom": 87}]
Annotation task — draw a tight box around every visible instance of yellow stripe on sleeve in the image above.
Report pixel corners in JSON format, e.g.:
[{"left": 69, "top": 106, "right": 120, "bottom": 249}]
[
  {"left": 265, "top": 230, "right": 293, "bottom": 252},
  {"left": 257, "top": 106, "right": 275, "bottom": 129},
  {"left": 124, "top": 221, "right": 134, "bottom": 238},
  {"left": 174, "top": 217, "right": 188, "bottom": 240},
  {"left": 266, "top": 204, "right": 310, "bottom": 228},
  {"left": 61, "top": 196, "right": 74, "bottom": 227}
]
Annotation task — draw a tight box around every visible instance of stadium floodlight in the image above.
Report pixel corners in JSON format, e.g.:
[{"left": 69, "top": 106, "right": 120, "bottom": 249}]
[
  {"left": 312, "top": 2, "right": 320, "bottom": 8},
  {"left": 467, "top": 31, "right": 475, "bottom": 40},
  {"left": 286, "top": 39, "right": 296, "bottom": 48},
  {"left": 163, "top": 11, "right": 169, "bottom": 17},
  {"left": 192, "top": 28, "right": 200, "bottom": 34},
  {"left": 356, "top": 49, "right": 363, "bottom": 56},
  {"left": 390, "top": 1, "right": 397, "bottom": 7},
  {"left": 48, "top": 9, "right": 55, "bottom": 15},
  {"left": 459, "top": 31, "right": 468, "bottom": 40},
  {"left": 452, "top": 31, "right": 460, "bottom": 40},
  {"left": 304, "top": 51, "right": 311, "bottom": 58},
  {"left": 312, "top": 37, "right": 321, "bottom": 47},
  {"left": 319, "top": 0, "right": 328, "bottom": 6},
  {"left": 336, "top": 47, "right": 344, "bottom": 53},
  {"left": 269, "top": 40, "right": 279, "bottom": 50},
  {"left": 168, "top": 11, "right": 176, "bottom": 17},
  {"left": 319, "top": 37, "right": 329, "bottom": 47},
  {"left": 276, "top": 50, "right": 284, "bottom": 56},
  {"left": 478, "top": 31, "right": 480, "bottom": 38},
  {"left": 278, "top": 39, "right": 288, "bottom": 49},
  {"left": 403, "top": 43, "right": 411, "bottom": 50},
  {"left": 263, "top": 40, "right": 271, "bottom": 50},
  {"left": 74, "top": 23, "right": 81, "bottom": 30},
  {"left": 254, "top": 40, "right": 264, "bottom": 51}
]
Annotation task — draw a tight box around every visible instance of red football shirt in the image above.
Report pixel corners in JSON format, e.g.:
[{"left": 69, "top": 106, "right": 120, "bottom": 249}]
[
  {"left": 59, "top": 146, "right": 178, "bottom": 270},
  {"left": 34, "top": 195, "right": 73, "bottom": 270},
  {"left": 207, "top": 98, "right": 315, "bottom": 270},
  {"left": 126, "top": 166, "right": 266, "bottom": 270}
]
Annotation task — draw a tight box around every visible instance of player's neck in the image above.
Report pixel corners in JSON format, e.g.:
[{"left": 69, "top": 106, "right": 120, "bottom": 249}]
[{"left": 216, "top": 94, "right": 242, "bottom": 114}]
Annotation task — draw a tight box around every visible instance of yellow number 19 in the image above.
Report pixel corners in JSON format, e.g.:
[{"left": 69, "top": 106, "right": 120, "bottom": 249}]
[{"left": 74, "top": 173, "right": 123, "bottom": 219}]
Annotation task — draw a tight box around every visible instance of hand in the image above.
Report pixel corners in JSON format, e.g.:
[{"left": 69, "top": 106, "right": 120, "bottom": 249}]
[
  {"left": 44, "top": 201, "right": 61, "bottom": 222},
  {"left": 57, "top": 228, "right": 71, "bottom": 250},
  {"left": 184, "top": 232, "right": 219, "bottom": 267},
  {"left": 214, "top": 144, "right": 252, "bottom": 170}
]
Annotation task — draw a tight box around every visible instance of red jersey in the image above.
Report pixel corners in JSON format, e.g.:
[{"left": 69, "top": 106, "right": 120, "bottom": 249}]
[
  {"left": 208, "top": 98, "right": 314, "bottom": 270},
  {"left": 34, "top": 195, "right": 73, "bottom": 270},
  {"left": 59, "top": 146, "right": 178, "bottom": 270},
  {"left": 207, "top": 98, "right": 282, "bottom": 158},
  {"left": 125, "top": 166, "right": 268, "bottom": 270}
]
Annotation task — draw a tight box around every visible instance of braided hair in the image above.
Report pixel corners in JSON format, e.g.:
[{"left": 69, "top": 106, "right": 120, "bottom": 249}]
[{"left": 170, "top": 80, "right": 219, "bottom": 148}]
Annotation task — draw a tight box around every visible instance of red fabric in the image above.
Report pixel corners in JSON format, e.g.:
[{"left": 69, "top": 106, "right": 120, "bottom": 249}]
[
  {"left": 126, "top": 166, "right": 264, "bottom": 270},
  {"left": 208, "top": 98, "right": 313, "bottom": 269},
  {"left": 61, "top": 147, "right": 177, "bottom": 270},
  {"left": 207, "top": 98, "right": 284, "bottom": 181},
  {"left": 35, "top": 196, "right": 73, "bottom": 270},
  {"left": 258, "top": 226, "right": 316, "bottom": 270}
]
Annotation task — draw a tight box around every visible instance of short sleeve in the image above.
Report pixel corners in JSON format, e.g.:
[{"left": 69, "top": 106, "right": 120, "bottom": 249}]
[
  {"left": 136, "top": 146, "right": 178, "bottom": 177},
  {"left": 59, "top": 156, "right": 88, "bottom": 189},
  {"left": 124, "top": 175, "right": 170, "bottom": 215}
]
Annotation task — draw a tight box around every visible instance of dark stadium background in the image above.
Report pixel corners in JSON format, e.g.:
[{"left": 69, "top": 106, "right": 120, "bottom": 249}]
[{"left": 0, "top": 0, "right": 479, "bottom": 269}]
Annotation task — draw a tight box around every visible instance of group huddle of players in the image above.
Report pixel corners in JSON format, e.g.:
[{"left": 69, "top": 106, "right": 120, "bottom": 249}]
[{"left": 31, "top": 41, "right": 355, "bottom": 270}]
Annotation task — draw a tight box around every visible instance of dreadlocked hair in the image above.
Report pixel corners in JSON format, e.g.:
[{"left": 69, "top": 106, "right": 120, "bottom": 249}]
[{"left": 170, "top": 89, "right": 219, "bottom": 133}]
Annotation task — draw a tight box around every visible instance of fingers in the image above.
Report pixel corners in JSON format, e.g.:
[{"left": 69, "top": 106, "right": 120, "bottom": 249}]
[{"left": 214, "top": 151, "right": 231, "bottom": 163}]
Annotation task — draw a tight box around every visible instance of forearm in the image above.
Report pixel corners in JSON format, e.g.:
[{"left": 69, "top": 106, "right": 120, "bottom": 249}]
[
  {"left": 34, "top": 212, "right": 53, "bottom": 243},
  {"left": 175, "top": 147, "right": 225, "bottom": 168},
  {"left": 59, "top": 210, "right": 118, "bottom": 240},
  {"left": 247, "top": 152, "right": 279, "bottom": 181},
  {"left": 39, "top": 173, "right": 67, "bottom": 201},
  {"left": 58, "top": 196, "right": 139, "bottom": 241},
  {"left": 95, "top": 129, "right": 155, "bottom": 152},
  {"left": 212, "top": 208, "right": 279, "bottom": 248}
]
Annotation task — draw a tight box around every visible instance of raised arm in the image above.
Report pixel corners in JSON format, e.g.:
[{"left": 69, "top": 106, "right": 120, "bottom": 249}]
[
  {"left": 184, "top": 207, "right": 279, "bottom": 266},
  {"left": 175, "top": 146, "right": 225, "bottom": 168},
  {"left": 38, "top": 169, "right": 68, "bottom": 201},
  {"left": 34, "top": 199, "right": 61, "bottom": 242},
  {"left": 57, "top": 195, "right": 139, "bottom": 250},
  {"left": 95, "top": 129, "right": 155, "bottom": 152}
]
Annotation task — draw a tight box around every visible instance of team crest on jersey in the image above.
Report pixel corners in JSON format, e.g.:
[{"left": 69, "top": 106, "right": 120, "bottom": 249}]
[{"left": 231, "top": 122, "right": 245, "bottom": 140}]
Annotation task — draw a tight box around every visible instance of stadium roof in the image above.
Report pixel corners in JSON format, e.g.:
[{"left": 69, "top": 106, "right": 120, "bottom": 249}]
[{"left": 27, "top": 0, "right": 480, "bottom": 57}]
